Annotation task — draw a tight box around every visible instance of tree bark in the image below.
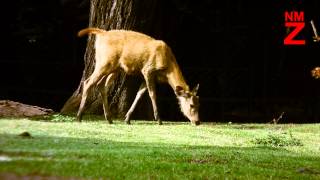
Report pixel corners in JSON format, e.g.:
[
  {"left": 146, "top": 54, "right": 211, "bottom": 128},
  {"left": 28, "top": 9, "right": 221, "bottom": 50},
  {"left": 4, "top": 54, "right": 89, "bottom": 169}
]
[{"left": 61, "top": 0, "right": 162, "bottom": 119}]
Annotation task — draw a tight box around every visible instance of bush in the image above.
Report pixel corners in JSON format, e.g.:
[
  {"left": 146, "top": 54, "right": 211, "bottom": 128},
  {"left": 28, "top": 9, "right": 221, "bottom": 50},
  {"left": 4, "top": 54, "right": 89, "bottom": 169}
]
[{"left": 252, "top": 131, "right": 303, "bottom": 147}]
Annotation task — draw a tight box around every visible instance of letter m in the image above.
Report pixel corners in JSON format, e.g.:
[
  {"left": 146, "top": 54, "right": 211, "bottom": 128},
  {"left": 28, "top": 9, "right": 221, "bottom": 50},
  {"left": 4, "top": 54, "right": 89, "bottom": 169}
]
[{"left": 285, "top": 11, "right": 304, "bottom": 22}]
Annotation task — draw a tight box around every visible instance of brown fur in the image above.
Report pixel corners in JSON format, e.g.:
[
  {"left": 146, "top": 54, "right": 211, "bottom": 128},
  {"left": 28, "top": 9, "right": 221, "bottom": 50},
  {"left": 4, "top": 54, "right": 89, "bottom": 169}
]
[
  {"left": 77, "top": 28, "right": 200, "bottom": 125},
  {"left": 311, "top": 67, "right": 320, "bottom": 79},
  {"left": 78, "top": 28, "right": 107, "bottom": 37}
]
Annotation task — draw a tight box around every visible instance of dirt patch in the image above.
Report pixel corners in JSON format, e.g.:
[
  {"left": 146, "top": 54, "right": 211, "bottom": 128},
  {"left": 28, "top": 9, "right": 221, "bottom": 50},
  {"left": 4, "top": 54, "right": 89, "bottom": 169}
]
[{"left": 0, "top": 100, "right": 54, "bottom": 118}]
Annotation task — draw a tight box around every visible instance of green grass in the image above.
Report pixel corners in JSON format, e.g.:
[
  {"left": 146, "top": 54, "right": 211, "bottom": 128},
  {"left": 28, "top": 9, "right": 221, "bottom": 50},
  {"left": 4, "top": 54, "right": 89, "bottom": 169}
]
[{"left": 0, "top": 117, "right": 319, "bottom": 179}]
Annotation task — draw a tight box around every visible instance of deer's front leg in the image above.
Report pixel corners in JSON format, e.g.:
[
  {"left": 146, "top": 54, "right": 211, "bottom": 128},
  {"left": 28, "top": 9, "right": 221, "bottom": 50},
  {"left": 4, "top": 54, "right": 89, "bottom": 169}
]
[
  {"left": 143, "top": 74, "right": 162, "bottom": 125},
  {"left": 125, "top": 82, "right": 147, "bottom": 124}
]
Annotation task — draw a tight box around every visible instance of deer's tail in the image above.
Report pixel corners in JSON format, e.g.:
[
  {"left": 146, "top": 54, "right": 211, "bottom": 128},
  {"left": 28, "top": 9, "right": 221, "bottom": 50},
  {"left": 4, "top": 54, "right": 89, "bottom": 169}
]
[{"left": 78, "top": 28, "right": 108, "bottom": 37}]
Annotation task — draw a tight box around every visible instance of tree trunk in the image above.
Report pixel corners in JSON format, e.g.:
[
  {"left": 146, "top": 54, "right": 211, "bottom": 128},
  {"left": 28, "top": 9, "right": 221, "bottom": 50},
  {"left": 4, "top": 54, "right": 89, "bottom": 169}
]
[{"left": 61, "top": 0, "right": 162, "bottom": 120}]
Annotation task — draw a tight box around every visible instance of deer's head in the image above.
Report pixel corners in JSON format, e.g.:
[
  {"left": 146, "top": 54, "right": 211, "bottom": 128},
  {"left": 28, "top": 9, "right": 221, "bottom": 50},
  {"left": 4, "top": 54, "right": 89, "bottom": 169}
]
[{"left": 175, "top": 84, "right": 200, "bottom": 125}]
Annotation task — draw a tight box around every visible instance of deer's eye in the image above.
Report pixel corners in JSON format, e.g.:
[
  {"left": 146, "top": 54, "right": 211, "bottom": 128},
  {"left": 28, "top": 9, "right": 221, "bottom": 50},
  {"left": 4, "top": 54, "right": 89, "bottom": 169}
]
[{"left": 190, "top": 104, "right": 195, "bottom": 108}]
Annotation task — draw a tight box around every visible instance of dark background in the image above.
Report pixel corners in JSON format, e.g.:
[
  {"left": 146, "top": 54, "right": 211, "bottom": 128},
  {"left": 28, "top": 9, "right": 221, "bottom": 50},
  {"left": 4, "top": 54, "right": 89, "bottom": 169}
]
[{"left": 1, "top": 0, "right": 319, "bottom": 123}]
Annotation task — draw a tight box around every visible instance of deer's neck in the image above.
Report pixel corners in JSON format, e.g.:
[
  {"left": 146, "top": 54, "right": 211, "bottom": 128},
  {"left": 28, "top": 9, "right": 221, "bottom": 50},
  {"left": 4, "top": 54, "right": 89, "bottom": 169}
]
[{"left": 167, "top": 61, "right": 189, "bottom": 92}]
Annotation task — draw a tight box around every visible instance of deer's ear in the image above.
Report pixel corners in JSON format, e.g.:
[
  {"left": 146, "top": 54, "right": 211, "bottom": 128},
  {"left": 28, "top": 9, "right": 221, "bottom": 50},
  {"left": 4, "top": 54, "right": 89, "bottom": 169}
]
[
  {"left": 192, "top": 84, "right": 199, "bottom": 94},
  {"left": 175, "top": 86, "right": 184, "bottom": 96}
]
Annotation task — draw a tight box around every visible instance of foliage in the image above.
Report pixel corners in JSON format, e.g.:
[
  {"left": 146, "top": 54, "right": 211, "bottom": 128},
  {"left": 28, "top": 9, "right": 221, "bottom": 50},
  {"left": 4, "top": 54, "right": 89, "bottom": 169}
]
[
  {"left": 30, "top": 114, "right": 107, "bottom": 122},
  {"left": 252, "top": 131, "right": 303, "bottom": 147},
  {"left": 47, "top": 114, "right": 75, "bottom": 122},
  {"left": 0, "top": 119, "right": 319, "bottom": 179},
  {"left": 29, "top": 113, "right": 74, "bottom": 122}
]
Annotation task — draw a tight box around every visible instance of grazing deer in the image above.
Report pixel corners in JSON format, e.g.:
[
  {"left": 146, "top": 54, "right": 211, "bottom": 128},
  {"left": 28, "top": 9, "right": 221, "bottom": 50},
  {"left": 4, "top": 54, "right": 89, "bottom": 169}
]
[{"left": 77, "top": 28, "right": 200, "bottom": 125}]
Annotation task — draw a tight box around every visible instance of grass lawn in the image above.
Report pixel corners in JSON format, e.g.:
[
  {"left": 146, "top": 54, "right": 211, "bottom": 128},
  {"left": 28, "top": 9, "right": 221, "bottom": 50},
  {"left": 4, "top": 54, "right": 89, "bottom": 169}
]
[{"left": 0, "top": 117, "right": 319, "bottom": 179}]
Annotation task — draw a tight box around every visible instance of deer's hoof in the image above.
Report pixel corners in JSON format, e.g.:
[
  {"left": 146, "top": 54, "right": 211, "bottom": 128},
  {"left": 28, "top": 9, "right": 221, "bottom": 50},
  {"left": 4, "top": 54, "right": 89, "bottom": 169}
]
[
  {"left": 124, "top": 116, "right": 131, "bottom": 125},
  {"left": 76, "top": 117, "right": 82, "bottom": 122},
  {"left": 125, "top": 119, "right": 131, "bottom": 125}
]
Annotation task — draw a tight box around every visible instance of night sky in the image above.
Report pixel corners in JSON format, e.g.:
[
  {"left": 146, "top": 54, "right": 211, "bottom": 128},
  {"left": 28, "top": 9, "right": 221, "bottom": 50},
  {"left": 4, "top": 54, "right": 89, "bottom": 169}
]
[{"left": 1, "top": 0, "right": 319, "bottom": 122}]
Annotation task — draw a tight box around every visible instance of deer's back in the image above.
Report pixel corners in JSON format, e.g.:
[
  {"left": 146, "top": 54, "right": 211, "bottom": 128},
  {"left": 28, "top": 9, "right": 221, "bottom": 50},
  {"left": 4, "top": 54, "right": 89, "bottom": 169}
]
[{"left": 96, "top": 30, "right": 171, "bottom": 74}]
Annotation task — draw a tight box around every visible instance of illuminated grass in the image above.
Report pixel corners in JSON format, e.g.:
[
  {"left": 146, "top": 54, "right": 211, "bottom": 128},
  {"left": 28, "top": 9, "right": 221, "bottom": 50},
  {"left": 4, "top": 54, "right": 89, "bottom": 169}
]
[{"left": 0, "top": 119, "right": 319, "bottom": 179}]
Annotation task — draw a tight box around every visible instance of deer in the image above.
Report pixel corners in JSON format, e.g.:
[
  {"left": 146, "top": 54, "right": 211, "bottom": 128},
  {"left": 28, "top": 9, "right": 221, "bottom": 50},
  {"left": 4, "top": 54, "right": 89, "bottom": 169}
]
[{"left": 76, "top": 27, "right": 200, "bottom": 125}]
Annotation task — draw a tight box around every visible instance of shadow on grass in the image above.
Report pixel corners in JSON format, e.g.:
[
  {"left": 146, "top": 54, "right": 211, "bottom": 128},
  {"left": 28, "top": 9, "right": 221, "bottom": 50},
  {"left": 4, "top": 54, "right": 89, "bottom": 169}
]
[{"left": 0, "top": 133, "right": 319, "bottom": 179}]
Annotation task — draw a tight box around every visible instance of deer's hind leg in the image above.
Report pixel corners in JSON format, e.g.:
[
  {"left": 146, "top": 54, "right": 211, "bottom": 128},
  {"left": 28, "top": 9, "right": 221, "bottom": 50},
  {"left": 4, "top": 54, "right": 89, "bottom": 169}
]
[
  {"left": 77, "top": 61, "right": 116, "bottom": 122},
  {"left": 77, "top": 68, "right": 106, "bottom": 122},
  {"left": 97, "top": 73, "right": 116, "bottom": 124}
]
